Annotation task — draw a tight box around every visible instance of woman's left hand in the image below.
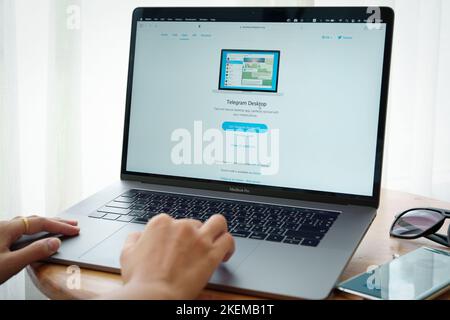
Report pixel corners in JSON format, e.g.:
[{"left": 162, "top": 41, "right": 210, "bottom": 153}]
[{"left": 0, "top": 216, "right": 80, "bottom": 284}]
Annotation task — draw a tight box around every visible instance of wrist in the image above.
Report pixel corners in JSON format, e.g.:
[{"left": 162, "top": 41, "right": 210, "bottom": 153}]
[
  {"left": 99, "top": 280, "right": 176, "bottom": 300},
  {"left": 126, "top": 280, "right": 176, "bottom": 300}
]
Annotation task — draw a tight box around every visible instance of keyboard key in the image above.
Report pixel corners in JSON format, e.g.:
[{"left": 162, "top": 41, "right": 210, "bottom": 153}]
[
  {"left": 189, "top": 212, "right": 204, "bottom": 219},
  {"left": 146, "top": 205, "right": 160, "bottom": 212},
  {"left": 97, "top": 207, "right": 131, "bottom": 215},
  {"left": 234, "top": 216, "right": 252, "bottom": 224},
  {"left": 250, "top": 206, "right": 267, "bottom": 214},
  {"left": 191, "top": 205, "right": 205, "bottom": 212},
  {"left": 223, "top": 212, "right": 235, "bottom": 219},
  {"left": 251, "top": 225, "right": 267, "bottom": 233},
  {"left": 266, "top": 234, "right": 284, "bottom": 242},
  {"left": 129, "top": 210, "right": 146, "bottom": 217},
  {"left": 249, "top": 232, "right": 268, "bottom": 240},
  {"left": 103, "top": 213, "right": 120, "bottom": 220},
  {"left": 316, "top": 211, "right": 340, "bottom": 218},
  {"left": 249, "top": 218, "right": 263, "bottom": 226},
  {"left": 284, "top": 216, "right": 301, "bottom": 223},
  {"left": 114, "top": 196, "right": 135, "bottom": 203},
  {"left": 266, "top": 207, "right": 283, "bottom": 215},
  {"left": 298, "top": 225, "right": 329, "bottom": 234},
  {"left": 240, "top": 204, "right": 253, "bottom": 211},
  {"left": 89, "top": 211, "right": 106, "bottom": 218},
  {"left": 266, "top": 220, "right": 284, "bottom": 228},
  {"left": 136, "top": 192, "right": 151, "bottom": 199},
  {"left": 235, "top": 223, "right": 253, "bottom": 231},
  {"left": 177, "top": 203, "right": 191, "bottom": 209},
  {"left": 285, "top": 230, "right": 324, "bottom": 240},
  {"left": 284, "top": 223, "right": 299, "bottom": 230},
  {"left": 302, "top": 239, "right": 320, "bottom": 247},
  {"left": 234, "top": 210, "right": 250, "bottom": 217},
  {"left": 265, "top": 214, "right": 280, "bottom": 221},
  {"left": 106, "top": 201, "right": 132, "bottom": 209},
  {"left": 131, "top": 204, "right": 146, "bottom": 210},
  {"left": 231, "top": 230, "right": 251, "bottom": 238},
  {"left": 207, "top": 200, "right": 223, "bottom": 207},
  {"left": 122, "top": 190, "right": 138, "bottom": 197},
  {"left": 194, "top": 200, "right": 208, "bottom": 206},
  {"left": 268, "top": 227, "right": 285, "bottom": 235},
  {"left": 284, "top": 209, "right": 300, "bottom": 216},
  {"left": 203, "top": 207, "right": 224, "bottom": 214},
  {"left": 117, "top": 215, "right": 134, "bottom": 222},
  {"left": 251, "top": 213, "right": 266, "bottom": 220},
  {"left": 144, "top": 212, "right": 160, "bottom": 219},
  {"left": 159, "top": 207, "right": 175, "bottom": 214},
  {"left": 283, "top": 238, "right": 301, "bottom": 245},
  {"left": 222, "top": 203, "right": 236, "bottom": 210},
  {"left": 173, "top": 209, "right": 189, "bottom": 215},
  {"left": 132, "top": 217, "right": 148, "bottom": 224}
]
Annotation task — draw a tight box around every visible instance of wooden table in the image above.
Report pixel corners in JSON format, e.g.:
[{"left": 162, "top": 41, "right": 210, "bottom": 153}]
[{"left": 27, "top": 189, "right": 450, "bottom": 300}]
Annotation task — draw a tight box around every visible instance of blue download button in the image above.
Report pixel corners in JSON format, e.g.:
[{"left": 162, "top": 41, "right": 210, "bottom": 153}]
[{"left": 222, "top": 122, "right": 268, "bottom": 133}]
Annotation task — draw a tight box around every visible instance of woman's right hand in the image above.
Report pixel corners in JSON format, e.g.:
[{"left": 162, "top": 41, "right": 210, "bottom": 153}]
[{"left": 103, "top": 213, "right": 235, "bottom": 299}]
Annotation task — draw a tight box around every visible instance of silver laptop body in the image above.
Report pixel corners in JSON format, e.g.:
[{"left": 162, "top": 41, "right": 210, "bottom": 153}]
[{"left": 49, "top": 7, "right": 394, "bottom": 299}]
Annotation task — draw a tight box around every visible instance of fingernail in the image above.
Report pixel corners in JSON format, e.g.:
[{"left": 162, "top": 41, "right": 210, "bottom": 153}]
[{"left": 47, "top": 238, "right": 61, "bottom": 252}]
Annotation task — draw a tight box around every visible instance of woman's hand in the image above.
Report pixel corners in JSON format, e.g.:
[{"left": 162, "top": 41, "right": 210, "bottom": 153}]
[
  {"left": 0, "top": 216, "right": 80, "bottom": 284},
  {"left": 104, "top": 213, "right": 235, "bottom": 299}
]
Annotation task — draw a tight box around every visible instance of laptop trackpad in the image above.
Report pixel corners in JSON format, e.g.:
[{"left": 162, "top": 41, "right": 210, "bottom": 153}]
[
  {"left": 210, "top": 238, "right": 260, "bottom": 284},
  {"left": 79, "top": 225, "right": 259, "bottom": 275},
  {"left": 79, "top": 223, "right": 143, "bottom": 271}
]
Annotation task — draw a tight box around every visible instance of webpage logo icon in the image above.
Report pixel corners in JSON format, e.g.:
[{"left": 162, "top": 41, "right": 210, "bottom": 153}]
[{"left": 219, "top": 49, "right": 280, "bottom": 93}]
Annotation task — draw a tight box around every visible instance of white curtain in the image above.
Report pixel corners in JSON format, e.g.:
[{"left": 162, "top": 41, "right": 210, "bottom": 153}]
[
  {"left": 0, "top": 0, "right": 313, "bottom": 300},
  {"left": 0, "top": 0, "right": 24, "bottom": 300},
  {"left": 0, "top": 0, "right": 449, "bottom": 299},
  {"left": 385, "top": 0, "right": 450, "bottom": 202},
  {"left": 315, "top": 0, "right": 450, "bottom": 201}
]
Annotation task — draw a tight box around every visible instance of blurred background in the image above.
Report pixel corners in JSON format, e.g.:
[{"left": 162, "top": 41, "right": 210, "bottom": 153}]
[{"left": 1, "top": 0, "right": 450, "bottom": 298}]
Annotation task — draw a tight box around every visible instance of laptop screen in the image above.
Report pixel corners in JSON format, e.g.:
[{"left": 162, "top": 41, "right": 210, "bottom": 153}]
[{"left": 124, "top": 8, "right": 391, "bottom": 200}]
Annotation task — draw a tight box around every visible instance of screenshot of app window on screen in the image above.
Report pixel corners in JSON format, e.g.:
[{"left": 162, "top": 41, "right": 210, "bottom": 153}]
[{"left": 127, "top": 21, "right": 386, "bottom": 196}]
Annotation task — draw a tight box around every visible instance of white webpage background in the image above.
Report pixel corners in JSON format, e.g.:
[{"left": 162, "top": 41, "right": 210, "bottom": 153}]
[{"left": 127, "top": 22, "right": 386, "bottom": 196}]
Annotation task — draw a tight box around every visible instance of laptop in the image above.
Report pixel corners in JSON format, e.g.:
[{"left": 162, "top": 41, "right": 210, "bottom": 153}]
[{"left": 49, "top": 7, "right": 394, "bottom": 299}]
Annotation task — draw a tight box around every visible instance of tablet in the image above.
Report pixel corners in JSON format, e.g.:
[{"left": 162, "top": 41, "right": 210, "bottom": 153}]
[{"left": 337, "top": 247, "right": 450, "bottom": 300}]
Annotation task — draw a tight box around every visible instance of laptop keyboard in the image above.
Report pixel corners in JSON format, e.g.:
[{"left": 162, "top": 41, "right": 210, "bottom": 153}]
[{"left": 88, "top": 189, "right": 340, "bottom": 247}]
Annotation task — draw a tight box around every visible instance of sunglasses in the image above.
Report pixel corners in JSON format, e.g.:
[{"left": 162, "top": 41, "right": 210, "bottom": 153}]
[{"left": 390, "top": 208, "right": 450, "bottom": 247}]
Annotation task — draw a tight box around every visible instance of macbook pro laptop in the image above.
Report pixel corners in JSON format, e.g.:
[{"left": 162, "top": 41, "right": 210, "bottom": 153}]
[{"left": 48, "top": 7, "right": 394, "bottom": 299}]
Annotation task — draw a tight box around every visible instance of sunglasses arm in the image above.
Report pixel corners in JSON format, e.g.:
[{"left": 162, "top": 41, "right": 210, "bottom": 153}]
[{"left": 425, "top": 225, "right": 450, "bottom": 247}]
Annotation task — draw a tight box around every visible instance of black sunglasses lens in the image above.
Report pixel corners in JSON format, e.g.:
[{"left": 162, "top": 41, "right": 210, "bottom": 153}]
[{"left": 392, "top": 209, "right": 443, "bottom": 238}]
